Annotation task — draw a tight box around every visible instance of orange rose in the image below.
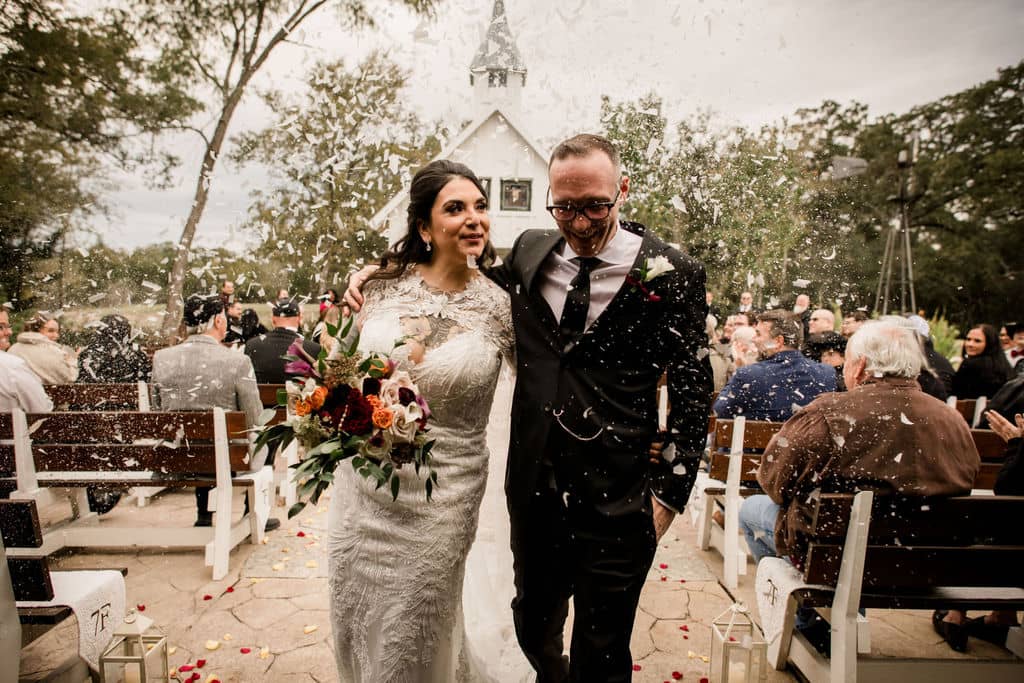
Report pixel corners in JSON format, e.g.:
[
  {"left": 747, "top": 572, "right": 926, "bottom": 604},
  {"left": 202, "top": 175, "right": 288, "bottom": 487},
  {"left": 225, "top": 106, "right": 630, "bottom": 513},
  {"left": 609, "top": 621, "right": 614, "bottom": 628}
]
[
  {"left": 294, "top": 399, "right": 312, "bottom": 417},
  {"left": 309, "top": 386, "right": 328, "bottom": 410},
  {"left": 365, "top": 395, "right": 382, "bottom": 410},
  {"left": 372, "top": 408, "right": 394, "bottom": 430}
]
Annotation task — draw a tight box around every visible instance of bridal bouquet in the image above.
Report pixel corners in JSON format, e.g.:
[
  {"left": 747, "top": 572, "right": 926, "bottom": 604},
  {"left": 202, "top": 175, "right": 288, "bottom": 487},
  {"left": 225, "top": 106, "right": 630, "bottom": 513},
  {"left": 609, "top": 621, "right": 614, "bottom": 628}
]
[{"left": 254, "top": 317, "right": 437, "bottom": 518}]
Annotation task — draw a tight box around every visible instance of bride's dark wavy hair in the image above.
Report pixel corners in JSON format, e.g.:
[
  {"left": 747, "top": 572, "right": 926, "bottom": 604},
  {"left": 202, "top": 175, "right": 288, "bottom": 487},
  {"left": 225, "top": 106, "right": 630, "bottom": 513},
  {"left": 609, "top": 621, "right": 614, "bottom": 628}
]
[{"left": 368, "top": 159, "right": 497, "bottom": 282}]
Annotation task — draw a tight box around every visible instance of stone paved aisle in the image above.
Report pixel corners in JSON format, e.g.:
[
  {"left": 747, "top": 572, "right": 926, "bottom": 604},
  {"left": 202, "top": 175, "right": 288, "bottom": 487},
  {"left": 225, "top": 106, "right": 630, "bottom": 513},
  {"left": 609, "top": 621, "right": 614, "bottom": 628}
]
[{"left": 21, "top": 486, "right": 798, "bottom": 682}]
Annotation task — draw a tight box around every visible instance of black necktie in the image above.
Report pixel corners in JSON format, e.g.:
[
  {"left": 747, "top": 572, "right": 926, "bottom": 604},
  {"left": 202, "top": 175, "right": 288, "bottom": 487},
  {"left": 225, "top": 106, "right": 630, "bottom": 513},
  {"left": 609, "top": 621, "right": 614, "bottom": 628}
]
[{"left": 559, "top": 257, "right": 600, "bottom": 340}]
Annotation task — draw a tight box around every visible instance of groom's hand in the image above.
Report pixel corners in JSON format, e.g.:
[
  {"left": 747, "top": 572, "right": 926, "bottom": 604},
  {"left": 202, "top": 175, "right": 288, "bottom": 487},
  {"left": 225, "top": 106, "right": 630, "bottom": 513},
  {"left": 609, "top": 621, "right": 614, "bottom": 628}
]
[
  {"left": 343, "top": 265, "right": 380, "bottom": 312},
  {"left": 651, "top": 496, "right": 675, "bottom": 541}
]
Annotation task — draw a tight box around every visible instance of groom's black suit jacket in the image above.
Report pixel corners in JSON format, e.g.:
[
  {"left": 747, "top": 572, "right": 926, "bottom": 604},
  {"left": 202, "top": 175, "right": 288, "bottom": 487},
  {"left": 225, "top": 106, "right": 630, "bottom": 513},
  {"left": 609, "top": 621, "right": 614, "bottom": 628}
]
[{"left": 489, "top": 221, "right": 712, "bottom": 518}]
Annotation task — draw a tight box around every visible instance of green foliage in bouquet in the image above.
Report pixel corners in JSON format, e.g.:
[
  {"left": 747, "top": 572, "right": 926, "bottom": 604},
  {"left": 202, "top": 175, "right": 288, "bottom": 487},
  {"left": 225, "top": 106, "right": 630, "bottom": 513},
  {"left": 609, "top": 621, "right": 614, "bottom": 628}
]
[{"left": 254, "top": 315, "right": 437, "bottom": 518}]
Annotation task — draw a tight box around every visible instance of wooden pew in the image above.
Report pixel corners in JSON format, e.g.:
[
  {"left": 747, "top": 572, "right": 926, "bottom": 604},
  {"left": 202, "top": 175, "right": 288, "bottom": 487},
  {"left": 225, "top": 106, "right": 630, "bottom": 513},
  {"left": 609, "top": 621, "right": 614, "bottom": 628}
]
[
  {"left": 697, "top": 418, "right": 785, "bottom": 589},
  {"left": 44, "top": 382, "right": 149, "bottom": 411},
  {"left": 2, "top": 497, "right": 128, "bottom": 681},
  {"left": 766, "top": 491, "right": 1024, "bottom": 681},
  {"left": 2, "top": 408, "right": 272, "bottom": 581},
  {"left": 257, "top": 384, "right": 302, "bottom": 507},
  {"left": 45, "top": 382, "right": 167, "bottom": 507}
]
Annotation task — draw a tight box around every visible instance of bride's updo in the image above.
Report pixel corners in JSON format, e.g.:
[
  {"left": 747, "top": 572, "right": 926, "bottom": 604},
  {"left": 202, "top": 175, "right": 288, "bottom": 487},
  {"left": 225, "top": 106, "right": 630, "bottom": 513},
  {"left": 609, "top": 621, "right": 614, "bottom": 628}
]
[{"left": 371, "top": 159, "right": 496, "bottom": 282}]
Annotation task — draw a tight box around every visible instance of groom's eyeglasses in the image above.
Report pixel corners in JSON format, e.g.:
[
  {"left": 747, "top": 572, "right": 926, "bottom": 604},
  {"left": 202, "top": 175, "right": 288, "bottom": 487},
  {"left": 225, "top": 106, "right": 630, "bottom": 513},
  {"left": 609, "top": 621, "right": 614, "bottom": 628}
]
[{"left": 547, "top": 189, "right": 620, "bottom": 222}]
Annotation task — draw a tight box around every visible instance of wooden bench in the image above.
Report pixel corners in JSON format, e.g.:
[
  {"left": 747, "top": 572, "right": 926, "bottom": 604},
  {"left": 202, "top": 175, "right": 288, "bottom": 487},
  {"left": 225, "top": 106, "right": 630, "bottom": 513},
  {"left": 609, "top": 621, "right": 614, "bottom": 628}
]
[
  {"left": 257, "top": 384, "right": 303, "bottom": 508},
  {"left": 44, "top": 382, "right": 169, "bottom": 508},
  {"left": 948, "top": 396, "right": 988, "bottom": 427},
  {"left": 697, "top": 417, "right": 784, "bottom": 589},
  {"left": 44, "top": 382, "right": 149, "bottom": 412},
  {"left": 2, "top": 497, "right": 127, "bottom": 681},
  {"left": 1, "top": 408, "right": 272, "bottom": 581},
  {"left": 766, "top": 491, "right": 1024, "bottom": 682}
]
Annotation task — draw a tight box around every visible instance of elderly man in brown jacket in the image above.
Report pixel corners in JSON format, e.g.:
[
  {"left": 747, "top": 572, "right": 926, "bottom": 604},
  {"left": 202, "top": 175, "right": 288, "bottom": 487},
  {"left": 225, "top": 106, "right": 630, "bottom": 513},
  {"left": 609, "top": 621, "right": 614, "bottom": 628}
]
[
  {"left": 739, "top": 320, "right": 980, "bottom": 651},
  {"left": 741, "top": 320, "right": 980, "bottom": 567}
]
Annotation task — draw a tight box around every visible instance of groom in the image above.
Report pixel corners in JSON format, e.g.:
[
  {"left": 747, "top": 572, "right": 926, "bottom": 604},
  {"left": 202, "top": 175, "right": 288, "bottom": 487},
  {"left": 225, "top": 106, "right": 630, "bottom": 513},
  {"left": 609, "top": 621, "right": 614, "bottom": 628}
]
[
  {"left": 346, "top": 134, "right": 711, "bottom": 682},
  {"left": 493, "top": 134, "right": 710, "bottom": 682}
]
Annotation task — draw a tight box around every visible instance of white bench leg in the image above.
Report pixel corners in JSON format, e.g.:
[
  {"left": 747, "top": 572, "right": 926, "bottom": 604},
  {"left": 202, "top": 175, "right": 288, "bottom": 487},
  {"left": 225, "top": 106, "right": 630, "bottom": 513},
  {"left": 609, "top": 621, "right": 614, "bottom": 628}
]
[
  {"left": 768, "top": 595, "right": 799, "bottom": 670},
  {"left": 209, "top": 485, "right": 233, "bottom": 581},
  {"left": 857, "top": 613, "right": 871, "bottom": 654},
  {"left": 723, "top": 417, "right": 745, "bottom": 590},
  {"left": 280, "top": 441, "right": 299, "bottom": 508},
  {"left": 697, "top": 491, "right": 715, "bottom": 550}
]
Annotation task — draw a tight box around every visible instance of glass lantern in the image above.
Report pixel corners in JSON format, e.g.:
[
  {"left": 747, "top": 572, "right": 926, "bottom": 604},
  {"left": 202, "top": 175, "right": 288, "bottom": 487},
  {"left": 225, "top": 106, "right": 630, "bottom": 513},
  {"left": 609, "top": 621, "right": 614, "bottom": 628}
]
[
  {"left": 99, "top": 609, "right": 169, "bottom": 683},
  {"left": 710, "top": 602, "right": 768, "bottom": 683}
]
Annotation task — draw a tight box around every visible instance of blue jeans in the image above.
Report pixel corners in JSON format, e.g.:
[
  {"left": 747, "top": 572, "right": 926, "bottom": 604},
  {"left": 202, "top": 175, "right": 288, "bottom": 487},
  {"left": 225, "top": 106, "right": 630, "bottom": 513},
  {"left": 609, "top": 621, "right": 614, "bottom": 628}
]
[
  {"left": 739, "top": 494, "right": 780, "bottom": 564},
  {"left": 739, "top": 495, "right": 824, "bottom": 630}
]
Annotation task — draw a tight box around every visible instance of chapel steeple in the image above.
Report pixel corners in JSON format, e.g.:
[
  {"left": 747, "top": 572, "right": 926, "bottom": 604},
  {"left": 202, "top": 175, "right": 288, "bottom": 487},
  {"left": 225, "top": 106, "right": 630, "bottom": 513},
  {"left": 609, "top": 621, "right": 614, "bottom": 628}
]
[{"left": 469, "top": 0, "right": 527, "bottom": 115}]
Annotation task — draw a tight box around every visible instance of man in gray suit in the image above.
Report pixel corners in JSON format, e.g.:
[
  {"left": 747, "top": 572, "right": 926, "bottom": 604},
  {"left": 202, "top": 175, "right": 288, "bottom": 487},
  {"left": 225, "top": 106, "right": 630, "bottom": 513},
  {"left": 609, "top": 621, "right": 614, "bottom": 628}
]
[{"left": 152, "top": 295, "right": 278, "bottom": 529}]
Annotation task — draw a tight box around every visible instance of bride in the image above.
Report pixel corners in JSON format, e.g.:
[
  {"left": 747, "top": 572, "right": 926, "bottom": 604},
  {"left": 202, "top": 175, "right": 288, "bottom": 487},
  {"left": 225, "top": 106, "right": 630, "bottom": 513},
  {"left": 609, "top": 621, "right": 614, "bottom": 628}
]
[{"left": 328, "top": 160, "right": 529, "bottom": 682}]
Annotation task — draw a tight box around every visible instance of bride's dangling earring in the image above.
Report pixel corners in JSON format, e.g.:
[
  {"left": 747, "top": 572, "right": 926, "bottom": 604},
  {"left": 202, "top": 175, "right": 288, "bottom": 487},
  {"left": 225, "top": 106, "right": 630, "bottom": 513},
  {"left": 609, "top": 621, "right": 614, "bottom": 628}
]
[{"left": 425, "top": 241, "right": 432, "bottom": 252}]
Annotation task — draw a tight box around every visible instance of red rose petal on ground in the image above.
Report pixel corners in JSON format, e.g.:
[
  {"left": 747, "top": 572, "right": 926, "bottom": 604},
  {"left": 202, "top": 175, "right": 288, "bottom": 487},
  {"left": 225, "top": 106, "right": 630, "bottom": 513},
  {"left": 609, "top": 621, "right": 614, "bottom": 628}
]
[
  {"left": 700, "top": 678, "right": 709, "bottom": 683},
  {"left": 680, "top": 624, "right": 689, "bottom": 631},
  {"left": 135, "top": 604, "right": 145, "bottom": 611},
  {"left": 225, "top": 586, "right": 234, "bottom": 593},
  {"left": 632, "top": 664, "right": 642, "bottom": 671},
  {"left": 196, "top": 659, "right": 206, "bottom": 668},
  {"left": 679, "top": 579, "right": 686, "bottom": 583},
  {"left": 240, "top": 647, "right": 251, "bottom": 654},
  {"left": 659, "top": 563, "right": 669, "bottom": 569},
  {"left": 189, "top": 674, "right": 201, "bottom": 682},
  {"left": 178, "top": 665, "right": 194, "bottom": 672},
  {"left": 672, "top": 672, "right": 683, "bottom": 680},
  {"left": 660, "top": 576, "right": 667, "bottom": 581},
  {"left": 297, "top": 531, "right": 306, "bottom": 537},
  {"left": 683, "top": 635, "right": 689, "bottom": 639}
]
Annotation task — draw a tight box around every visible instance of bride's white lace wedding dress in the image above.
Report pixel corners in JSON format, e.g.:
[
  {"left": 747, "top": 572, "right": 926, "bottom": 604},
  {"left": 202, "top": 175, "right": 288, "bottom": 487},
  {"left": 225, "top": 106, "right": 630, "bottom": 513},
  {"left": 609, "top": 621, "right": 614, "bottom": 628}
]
[{"left": 327, "top": 270, "right": 531, "bottom": 682}]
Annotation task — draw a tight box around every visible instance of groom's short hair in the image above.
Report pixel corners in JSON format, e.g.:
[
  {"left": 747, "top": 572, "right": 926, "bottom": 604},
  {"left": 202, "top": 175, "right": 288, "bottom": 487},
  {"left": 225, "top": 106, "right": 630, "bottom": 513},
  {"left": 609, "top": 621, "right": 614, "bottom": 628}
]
[{"left": 549, "top": 134, "right": 621, "bottom": 176}]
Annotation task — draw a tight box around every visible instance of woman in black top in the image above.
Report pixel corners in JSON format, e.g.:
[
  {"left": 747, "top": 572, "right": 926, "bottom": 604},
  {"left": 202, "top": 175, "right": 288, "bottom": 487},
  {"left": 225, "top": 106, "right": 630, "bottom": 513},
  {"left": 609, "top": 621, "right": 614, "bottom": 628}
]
[{"left": 952, "top": 324, "right": 1013, "bottom": 399}]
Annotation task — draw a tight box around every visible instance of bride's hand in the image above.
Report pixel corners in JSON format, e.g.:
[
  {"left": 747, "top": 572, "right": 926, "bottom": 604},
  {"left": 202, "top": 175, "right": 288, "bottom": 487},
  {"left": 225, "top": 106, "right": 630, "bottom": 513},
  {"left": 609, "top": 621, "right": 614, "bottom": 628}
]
[
  {"left": 651, "top": 496, "right": 675, "bottom": 541},
  {"left": 343, "top": 265, "right": 380, "bottom": 312}
]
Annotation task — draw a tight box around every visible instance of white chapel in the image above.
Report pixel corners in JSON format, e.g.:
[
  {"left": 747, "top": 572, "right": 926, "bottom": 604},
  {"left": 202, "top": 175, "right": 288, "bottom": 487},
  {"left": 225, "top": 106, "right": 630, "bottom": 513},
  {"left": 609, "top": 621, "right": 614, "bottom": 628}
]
[{"left": 371, "top": 0, "right": 551, "bottom": 251}]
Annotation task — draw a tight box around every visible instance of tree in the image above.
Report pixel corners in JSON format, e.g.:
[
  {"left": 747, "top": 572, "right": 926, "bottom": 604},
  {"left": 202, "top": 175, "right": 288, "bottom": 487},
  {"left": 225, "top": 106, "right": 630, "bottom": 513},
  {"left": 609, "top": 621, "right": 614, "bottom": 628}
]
[
  {"left": 142, "top": 0, "right": 438, "bottom": 338},
  {"left": 231, "top": 52, "right": 442, "bottom": 294},
  {"left": 0, "top": 0, "right": 198, "bottom": 308}
]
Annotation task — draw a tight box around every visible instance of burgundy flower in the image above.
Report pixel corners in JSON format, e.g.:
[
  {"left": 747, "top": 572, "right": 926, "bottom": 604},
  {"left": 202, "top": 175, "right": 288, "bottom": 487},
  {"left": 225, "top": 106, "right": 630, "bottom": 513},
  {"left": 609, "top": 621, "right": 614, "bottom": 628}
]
[
  {"left": 284, "top": 339, "right": 320, "bottom": 378},
  {"left": 341, "top": 390, "right": 374, "bottom": 435},
  {"left": 397, "top": 387, "right": 415, "bottom": 406},
  {"left": 362, "top": 377, "right": 381, "bottom": 397}
]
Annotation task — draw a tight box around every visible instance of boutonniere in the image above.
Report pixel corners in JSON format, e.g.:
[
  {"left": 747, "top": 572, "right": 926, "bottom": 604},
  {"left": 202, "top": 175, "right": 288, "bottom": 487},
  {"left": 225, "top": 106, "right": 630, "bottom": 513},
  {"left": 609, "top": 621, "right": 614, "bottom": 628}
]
[{"left": 625, "top": 255, "right": 674, "bottom": 302}]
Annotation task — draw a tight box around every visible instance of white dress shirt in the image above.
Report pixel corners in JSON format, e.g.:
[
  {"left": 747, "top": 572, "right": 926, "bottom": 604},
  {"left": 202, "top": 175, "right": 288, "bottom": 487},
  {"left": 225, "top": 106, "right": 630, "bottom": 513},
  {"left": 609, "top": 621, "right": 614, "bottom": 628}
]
[{"left": 537, "top": 224, "right": 643, "bottom": 330}]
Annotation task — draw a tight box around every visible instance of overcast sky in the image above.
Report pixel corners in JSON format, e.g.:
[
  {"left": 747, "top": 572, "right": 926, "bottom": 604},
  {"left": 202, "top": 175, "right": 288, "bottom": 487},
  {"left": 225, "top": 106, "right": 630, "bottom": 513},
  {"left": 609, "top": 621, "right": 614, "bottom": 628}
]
[{"left": 91, "top": 0, "right": 1024, "bottom": 251}]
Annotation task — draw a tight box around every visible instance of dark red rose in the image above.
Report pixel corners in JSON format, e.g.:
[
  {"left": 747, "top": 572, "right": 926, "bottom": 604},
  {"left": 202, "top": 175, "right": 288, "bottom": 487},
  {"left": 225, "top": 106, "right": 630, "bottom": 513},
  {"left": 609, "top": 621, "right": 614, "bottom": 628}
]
[
  {"left": 322, "top": 384, "right": 352, "bottom": 413},
  {"left": 341, "top": 390, "right": 374, "bottom": 434},
  {"left": 397, "top": 387, "right": 415, "bottom": 406},
  {"left": 362, "top": 377, "right": 381, "bottom": 397}
]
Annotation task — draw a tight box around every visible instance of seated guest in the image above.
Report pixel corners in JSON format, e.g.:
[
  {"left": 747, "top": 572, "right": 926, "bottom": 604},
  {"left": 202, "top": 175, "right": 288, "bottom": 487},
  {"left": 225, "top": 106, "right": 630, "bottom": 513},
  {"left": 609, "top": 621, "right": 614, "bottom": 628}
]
[
  {"left": 1005, "top": 322, "right": 1024, "bottom": 370},
  {"left": 0, "top": 346, "right": 53, "bottom": 412},
  {"left": 934, "top": 410, "right": 1023, "bottom": 651},
  {"left": 979, "top": 375, "right": 1024, "bottom": 429},
  {"left": 9, "top": 313, "right": 78, "bottom": 383},
  {"left": 905, "top": 315, "right": 955, "bottom": 396},
  {"left": 719, "top": 312, "right": 750, "bottom": 344},
  {"left": 840, "top": 310, "right": 868, "bottom": 338},
  {"left": 219, "top": 280, "right": 235, "bottom": 307},
  {"left": 0, "top": 308, "right": 12, "bottom": 351},
  {"left": 78, "top": 314, "right": 151, "bottom": 383},
  {"left": 713, "top": 310, "right": 836, "bottom": 421},
  {"left": 953, "top": 324, "right": 1013, "bottom": 399},
  {"left": 152, "top": 295, "right": 277, "bottom": 531},
  {"left": 239, "top": 308, "right": 268, "bottom": 344},
  {"left": 706, "top": 316, "right": 730, "bottom": 392},
  {"left": 729, "top": 325, "right": 758, "bottom": 371},
  {"left": 804, "top": 331, "right": 846, "bottom": 391},
  {"left": 807, "top": 309, "right": 834, "bottom": 335},
  {"left": 737, "top": 290, "right": 756, "bottom": 315},
  {"left": 244, "top": 299, "right": 320, "bottom": 384},
  {"left": 740, "top": 321, "right": 980, "bottom": 650},
  {"left": 223, "top": 300, "right": 245, "bottom": 346}
]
